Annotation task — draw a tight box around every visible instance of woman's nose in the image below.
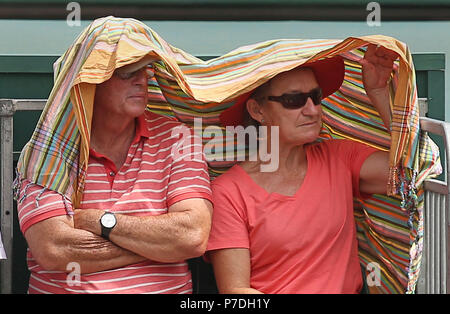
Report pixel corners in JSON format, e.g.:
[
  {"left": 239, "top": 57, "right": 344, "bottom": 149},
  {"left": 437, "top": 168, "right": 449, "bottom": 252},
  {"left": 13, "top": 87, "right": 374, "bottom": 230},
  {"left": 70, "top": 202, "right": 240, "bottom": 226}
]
[{"left": 301, "top": 97, "right": 321, "bottom": 115}]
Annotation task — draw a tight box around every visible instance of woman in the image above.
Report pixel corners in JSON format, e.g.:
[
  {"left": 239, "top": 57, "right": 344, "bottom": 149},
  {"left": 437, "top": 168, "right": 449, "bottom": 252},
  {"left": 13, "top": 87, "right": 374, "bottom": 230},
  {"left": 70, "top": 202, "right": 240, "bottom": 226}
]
[{"left": 206, "top": 44, "right": 399, "bottom": 294}]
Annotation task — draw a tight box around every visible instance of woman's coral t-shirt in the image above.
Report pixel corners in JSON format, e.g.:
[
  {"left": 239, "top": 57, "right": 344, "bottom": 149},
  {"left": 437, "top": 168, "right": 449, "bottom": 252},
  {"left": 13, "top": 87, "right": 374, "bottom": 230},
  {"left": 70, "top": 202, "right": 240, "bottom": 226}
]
[{"left": 206, "top": 139, "right": 378, "bottom": 294}]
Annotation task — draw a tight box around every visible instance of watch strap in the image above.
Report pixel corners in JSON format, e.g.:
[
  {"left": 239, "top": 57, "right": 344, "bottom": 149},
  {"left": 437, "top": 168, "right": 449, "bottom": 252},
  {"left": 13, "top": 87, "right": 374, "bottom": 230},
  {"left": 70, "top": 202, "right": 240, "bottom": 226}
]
[{"left": 101, "top": 224, "right": 112, "bottom": 240}]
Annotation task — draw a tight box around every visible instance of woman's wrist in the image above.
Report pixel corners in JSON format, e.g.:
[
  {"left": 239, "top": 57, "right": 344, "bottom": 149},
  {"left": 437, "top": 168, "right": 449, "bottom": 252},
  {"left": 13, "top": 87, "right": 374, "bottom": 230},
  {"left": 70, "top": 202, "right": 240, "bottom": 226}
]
[{"left": 366, "top": 86, "right": 392, "bottom": 131}]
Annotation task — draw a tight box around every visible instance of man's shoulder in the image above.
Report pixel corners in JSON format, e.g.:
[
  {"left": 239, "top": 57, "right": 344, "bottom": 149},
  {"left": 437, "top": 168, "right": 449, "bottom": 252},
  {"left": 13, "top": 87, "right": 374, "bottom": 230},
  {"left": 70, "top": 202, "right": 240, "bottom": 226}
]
[
  {"left": 142, "top": 110, "right": 183, "bottom": 128},
  {"left": 141, "top": 111, "right": 190, "bottom": 138}
]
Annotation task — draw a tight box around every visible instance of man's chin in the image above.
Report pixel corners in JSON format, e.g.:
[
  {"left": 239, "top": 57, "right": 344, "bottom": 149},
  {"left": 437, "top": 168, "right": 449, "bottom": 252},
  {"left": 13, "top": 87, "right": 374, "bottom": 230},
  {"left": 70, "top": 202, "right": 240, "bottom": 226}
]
[{"left": 126, "top": 102, "right": 148, "bottom": 117}]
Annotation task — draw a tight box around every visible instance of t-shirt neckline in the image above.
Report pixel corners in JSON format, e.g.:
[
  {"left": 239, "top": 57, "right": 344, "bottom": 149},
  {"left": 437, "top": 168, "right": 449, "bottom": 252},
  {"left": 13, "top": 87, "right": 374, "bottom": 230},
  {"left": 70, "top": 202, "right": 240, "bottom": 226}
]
[{"left": 234, "top": 146, "right": 312, "bottom": 200}]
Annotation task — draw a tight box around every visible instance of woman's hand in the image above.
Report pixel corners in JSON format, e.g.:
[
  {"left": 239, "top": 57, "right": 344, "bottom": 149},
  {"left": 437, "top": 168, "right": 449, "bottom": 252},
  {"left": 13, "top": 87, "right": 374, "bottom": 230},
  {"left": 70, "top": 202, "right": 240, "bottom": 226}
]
[
  {"left": 359, "top": 44, "right": 399, "bottom": 131},
  {"left": 360, "top": 43, "right": 399, "bottom": 93}
]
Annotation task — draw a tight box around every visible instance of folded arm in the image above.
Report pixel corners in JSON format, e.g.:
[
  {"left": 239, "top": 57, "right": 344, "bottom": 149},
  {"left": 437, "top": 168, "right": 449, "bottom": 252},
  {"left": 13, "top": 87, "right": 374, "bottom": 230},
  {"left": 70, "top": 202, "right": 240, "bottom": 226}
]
[
  {"left": 25, "top": 196, "right": 212, "bottom": 273},
  {"left": 24, "top": 214, "right": 146, "bottom": 274},
  {"left": 74, "top": 197, "right": 213, "bottom": 263}
]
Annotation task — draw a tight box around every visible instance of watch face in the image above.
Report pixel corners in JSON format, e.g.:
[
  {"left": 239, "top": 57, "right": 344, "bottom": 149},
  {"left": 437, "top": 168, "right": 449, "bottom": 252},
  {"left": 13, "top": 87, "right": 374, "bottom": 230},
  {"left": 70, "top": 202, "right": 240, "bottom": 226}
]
[{"left": 101, "top": 213, "right": 116, "bottom": 228}]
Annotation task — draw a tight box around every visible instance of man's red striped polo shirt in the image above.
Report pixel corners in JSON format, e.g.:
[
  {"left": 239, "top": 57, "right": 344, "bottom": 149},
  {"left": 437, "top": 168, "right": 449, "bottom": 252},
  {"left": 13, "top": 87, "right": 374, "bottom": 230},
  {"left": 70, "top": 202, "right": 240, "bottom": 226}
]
[{"left": 17, "top": 111, "right": 212, "bottom": 294}]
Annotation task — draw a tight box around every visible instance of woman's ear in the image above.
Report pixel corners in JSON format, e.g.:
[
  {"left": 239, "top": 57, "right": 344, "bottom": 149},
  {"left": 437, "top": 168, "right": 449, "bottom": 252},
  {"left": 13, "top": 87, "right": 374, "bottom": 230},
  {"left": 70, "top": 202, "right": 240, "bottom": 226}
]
[{"left": 246, "top": 98, "right": 265, "bottom": 124}]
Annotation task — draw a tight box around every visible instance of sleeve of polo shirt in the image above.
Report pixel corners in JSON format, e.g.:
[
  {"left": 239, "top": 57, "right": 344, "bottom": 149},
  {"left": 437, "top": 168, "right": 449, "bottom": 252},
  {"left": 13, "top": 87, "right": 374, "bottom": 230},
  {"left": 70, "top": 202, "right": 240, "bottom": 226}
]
[
  {"left": 16, "top": 179, "right": 73, "bottom": 235},
  {"left": 166, "top": 125, "right": 212, "bottom": 207}
]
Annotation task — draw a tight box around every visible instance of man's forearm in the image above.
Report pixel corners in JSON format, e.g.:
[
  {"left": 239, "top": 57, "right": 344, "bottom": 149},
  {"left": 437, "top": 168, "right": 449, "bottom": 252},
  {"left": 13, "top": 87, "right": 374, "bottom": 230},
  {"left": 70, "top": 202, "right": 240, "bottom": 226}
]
[
  {"left": 74, "top": 207, "right": 210, "bottom": 263},
  {"left": 55, "top": 228, "right": 147, "bottom": 274},
  {"left": 25, "top": 217, "right": 146, "bottom": 274}
]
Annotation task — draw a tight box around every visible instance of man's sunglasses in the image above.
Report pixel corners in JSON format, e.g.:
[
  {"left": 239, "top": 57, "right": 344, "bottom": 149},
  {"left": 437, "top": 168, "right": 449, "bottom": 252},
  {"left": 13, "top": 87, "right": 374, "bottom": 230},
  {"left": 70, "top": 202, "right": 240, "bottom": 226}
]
[
  {"left": 114, "top": 67, "right": 148, "bottom": 80},
  {"left": 267, "top": 87, "right": 323, "bottom": 109}
]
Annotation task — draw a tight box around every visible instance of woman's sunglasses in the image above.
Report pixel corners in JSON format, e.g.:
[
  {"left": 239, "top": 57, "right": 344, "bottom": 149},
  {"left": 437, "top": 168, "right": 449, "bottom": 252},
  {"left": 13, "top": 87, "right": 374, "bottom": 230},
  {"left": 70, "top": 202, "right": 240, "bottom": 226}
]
[{"left": 267, "top": 87, "right": 323, "bottom": 109}]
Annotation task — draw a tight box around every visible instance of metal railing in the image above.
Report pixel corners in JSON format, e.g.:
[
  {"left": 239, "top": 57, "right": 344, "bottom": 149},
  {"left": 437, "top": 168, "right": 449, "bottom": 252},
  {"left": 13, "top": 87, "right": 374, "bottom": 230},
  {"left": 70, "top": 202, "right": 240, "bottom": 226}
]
[
  {"left": 416, "top": 117, "right": 450, "bottom": 294},
  {"left": 0, "top": 99, "right": 46, "bottom": 294},
  {"left": 0, "top": 98, "right": 448, "bottom": 294}
]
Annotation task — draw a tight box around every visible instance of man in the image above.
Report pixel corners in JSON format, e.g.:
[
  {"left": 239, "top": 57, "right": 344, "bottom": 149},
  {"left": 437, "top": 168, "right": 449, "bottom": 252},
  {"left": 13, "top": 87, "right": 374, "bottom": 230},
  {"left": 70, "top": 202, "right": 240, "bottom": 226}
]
[{"left": 16, "top": 57, "right": 213, "bottom": 294}]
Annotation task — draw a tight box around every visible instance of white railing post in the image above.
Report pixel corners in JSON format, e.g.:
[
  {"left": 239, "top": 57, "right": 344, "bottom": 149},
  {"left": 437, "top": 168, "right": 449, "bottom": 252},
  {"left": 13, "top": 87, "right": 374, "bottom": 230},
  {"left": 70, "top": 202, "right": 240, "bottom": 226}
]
[
  {"left": 417, "top": 117, "right": 450, "bottom": 294},
  {"left": 0, "top": 99, "right": 15, "bottom": 294},
  {"left": 0, "top": 99, "right": 45, "bottom": 294}
]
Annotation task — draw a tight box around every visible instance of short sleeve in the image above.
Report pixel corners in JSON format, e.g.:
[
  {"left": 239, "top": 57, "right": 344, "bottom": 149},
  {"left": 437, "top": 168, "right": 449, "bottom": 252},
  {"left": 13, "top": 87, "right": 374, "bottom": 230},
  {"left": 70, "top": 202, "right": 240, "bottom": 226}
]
[
  {"left": 332, "top": 139, "right": 379, "bottom": 198},
  {"left": 166, "top": 125, "right": 212, "bottom": 207},
  {"left": 16, "top": 179, "right": 73, "bottom": 234},
  {"left": 206, "top": 180, "right": 250, "bottom": 252}
]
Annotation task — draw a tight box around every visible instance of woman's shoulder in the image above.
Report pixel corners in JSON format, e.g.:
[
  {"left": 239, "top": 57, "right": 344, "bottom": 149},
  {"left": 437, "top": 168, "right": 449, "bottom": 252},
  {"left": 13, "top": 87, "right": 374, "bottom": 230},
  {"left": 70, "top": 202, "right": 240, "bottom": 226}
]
[
  {"left": 211, "top": 164, "right": 258, "bottom": 196},
  {"left": 307, "top": 139, "right": 333, "bottom": 153},
  {"left": 212, "top": 164, "right": 244, "bottom": 187},
  {"left": 308, "top": 138, "right": 353, "bottom": 153}
]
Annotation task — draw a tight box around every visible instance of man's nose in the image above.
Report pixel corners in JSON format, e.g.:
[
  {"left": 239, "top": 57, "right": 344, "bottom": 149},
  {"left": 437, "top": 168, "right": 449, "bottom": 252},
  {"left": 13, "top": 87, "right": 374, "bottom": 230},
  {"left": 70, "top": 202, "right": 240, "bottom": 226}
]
[{"left": 132, "top": 67, "right": 149, "bottom": 85}]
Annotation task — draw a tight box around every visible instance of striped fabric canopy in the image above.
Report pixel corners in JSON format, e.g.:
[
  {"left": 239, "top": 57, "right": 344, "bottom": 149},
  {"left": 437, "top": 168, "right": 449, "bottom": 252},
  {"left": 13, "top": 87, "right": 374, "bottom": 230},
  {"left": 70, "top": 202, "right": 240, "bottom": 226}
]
[{"left": 15, "top": 16, "right": 441, "bottom": 293}]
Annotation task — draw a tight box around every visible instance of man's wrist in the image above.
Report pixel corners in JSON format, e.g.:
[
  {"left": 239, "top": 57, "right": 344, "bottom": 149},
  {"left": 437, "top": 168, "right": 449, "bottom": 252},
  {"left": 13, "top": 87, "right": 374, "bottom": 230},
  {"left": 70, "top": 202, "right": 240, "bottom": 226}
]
[
  {"left": 100, "top": 211, "right": 117, "bottom": 240},
  {"left": 74, "top": 209, "right": 104, "bottom": 236}
]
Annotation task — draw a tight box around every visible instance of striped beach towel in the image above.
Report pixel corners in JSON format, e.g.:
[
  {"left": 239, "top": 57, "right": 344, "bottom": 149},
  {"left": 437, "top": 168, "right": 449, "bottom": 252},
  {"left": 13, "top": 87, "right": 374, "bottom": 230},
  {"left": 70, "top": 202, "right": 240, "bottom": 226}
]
[{"left": 14, "top": 16, "right": 441, "bottom": 293}]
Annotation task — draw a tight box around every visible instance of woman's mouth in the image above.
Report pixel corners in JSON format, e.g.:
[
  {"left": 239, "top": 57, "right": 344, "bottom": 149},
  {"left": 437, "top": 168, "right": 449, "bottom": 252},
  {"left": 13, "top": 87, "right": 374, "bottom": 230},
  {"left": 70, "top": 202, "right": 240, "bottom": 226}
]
[{"left": 298, "top": 121, "right": 318, "bottom": 127}]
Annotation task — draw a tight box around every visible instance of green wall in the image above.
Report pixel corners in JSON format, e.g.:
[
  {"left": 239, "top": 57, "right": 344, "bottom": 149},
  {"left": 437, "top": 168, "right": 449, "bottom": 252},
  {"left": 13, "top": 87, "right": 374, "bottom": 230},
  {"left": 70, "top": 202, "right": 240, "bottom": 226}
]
[{"left": 1, "top": 19, "right": 449, "bottom": 121}]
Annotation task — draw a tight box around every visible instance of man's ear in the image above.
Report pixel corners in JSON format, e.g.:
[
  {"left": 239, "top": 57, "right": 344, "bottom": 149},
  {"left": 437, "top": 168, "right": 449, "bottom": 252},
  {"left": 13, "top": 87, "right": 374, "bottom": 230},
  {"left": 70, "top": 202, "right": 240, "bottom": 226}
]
[{"left": 246, "top": 98, "right": 264, "bottom": 124}]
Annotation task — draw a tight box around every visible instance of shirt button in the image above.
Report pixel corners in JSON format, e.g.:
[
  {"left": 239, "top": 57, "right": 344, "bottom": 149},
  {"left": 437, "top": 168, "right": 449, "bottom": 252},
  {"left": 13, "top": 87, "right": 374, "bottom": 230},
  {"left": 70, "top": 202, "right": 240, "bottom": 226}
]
[{"left": 109, "top": 171, "right": 115, "bottom": 177}]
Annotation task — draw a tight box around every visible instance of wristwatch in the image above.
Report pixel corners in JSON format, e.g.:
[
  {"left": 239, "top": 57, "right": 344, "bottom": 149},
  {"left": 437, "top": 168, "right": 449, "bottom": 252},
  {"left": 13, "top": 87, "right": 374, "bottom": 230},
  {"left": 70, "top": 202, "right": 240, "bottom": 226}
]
[{"left": 100, "top": 211, "right": 117, "bottom": 240}]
